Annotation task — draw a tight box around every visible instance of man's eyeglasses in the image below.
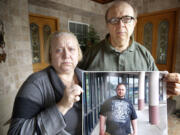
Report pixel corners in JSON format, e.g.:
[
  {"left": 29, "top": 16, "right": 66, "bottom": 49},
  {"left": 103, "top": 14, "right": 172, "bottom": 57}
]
[{"left": 107, "top": 16, "right": 135, "bottom": 25}]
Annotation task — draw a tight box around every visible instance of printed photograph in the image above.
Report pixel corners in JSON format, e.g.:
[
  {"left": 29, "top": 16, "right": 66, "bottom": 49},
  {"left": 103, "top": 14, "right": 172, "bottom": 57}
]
[{"left": 82, "top": 71, "right": 168, "bottom": 135}]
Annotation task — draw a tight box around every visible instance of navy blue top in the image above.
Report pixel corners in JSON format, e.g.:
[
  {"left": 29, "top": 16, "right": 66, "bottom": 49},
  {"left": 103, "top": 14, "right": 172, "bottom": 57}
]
[{"left": 100, "top": 96, "right": 137, "bottom": 135}]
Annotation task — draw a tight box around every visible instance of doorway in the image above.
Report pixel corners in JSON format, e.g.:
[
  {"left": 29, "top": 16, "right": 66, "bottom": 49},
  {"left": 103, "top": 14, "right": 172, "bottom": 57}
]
[
  {"left": 136, "top": 9, "right": 179, "bottom": 72},
  {"left": 29, "top": 14, "right": 59, "bottom": 72}
]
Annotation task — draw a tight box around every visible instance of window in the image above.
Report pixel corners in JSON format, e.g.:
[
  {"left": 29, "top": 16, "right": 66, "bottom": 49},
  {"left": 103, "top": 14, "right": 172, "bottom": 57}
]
[{"left": 68, "top": 21, "right": 88, "bottom": 52}]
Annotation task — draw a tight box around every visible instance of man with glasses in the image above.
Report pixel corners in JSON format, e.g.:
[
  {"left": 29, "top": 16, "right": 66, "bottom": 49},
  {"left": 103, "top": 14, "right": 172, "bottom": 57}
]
[
  {"left": 79, "top": 0, "right": 157, "bottom": 71},
  {"left": 79, "top": 0, "right": 180, "bottom": 96},
  {"left": 99, "top": 83, "right": 137, "bottom": 135}
]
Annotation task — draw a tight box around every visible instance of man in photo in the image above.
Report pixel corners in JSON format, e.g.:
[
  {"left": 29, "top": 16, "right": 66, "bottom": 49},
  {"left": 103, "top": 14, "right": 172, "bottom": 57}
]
[{"left": 99, "top": 83, "right": 137, "bottom": 135}]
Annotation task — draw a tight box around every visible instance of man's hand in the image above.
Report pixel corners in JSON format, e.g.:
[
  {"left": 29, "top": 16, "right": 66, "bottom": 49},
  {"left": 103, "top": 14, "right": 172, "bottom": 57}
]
[
  {"left": 99, "top": 132, "right": 105, "bottom": 135},
  {"left": 99, "top": 115, "right": 107, "bottom": 135},
  {"left": 131, "top": 119, "right": 137, "bottom": 135},
  {"left": 57, "top": 84, "right": 83, "bottom": 115},
  {"left": 131, "top": 132, "right": 137, "bottom": 135},
  {"left": 164, "top": 73, "right": 180, "bottom": 96}
]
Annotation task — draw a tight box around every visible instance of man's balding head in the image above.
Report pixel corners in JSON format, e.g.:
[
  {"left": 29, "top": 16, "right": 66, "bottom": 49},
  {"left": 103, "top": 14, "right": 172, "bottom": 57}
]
[{"left": 105, "top": 0, "right": 137, "bottom": 23}]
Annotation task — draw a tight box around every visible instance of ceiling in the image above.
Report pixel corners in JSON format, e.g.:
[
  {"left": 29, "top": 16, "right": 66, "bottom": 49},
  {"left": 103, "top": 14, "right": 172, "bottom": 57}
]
[
  {"left": 28, "top": 0, "right": 105, "bottom": 16},
  {"left": 91, "top": 0, "right": 114, "bottom": 4}
]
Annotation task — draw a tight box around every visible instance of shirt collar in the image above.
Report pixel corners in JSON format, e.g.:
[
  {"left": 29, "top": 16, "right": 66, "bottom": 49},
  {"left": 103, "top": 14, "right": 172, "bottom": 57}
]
[
  {"left": 47, "top": 66, "right": 82, "bottom": 101},
  {"left": 104, "top": 34, "right": 136, "bottom": 53}
]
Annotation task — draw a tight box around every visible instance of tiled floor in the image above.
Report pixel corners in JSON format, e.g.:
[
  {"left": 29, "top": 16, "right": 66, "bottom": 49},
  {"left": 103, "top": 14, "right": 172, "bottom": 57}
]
[
  {"left": 168, "top": 114, "right": 180, "bottom": 135},
  {"left": 91, "top": 104, "right": 180, "bottom": 135},
  {"left": 136, "top": 104, "right": 167, "bottom": 135}
]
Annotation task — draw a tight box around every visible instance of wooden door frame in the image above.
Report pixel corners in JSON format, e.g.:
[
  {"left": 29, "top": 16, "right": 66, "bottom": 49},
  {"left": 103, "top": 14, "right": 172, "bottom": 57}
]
[
  {"left": 29, "top": 13, "right": 60, "bottom": 72},
  {"left": 29, "top": 13, "right": 60, "bottom": 30},
  {"left": 135, "top": 8, "right": 180, "bottom": 72}
]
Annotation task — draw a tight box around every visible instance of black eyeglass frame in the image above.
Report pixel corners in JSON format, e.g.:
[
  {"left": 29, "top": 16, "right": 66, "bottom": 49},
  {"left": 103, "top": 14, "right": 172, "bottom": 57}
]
[{"left": 107, "top": 15, "right": 136, "bottom": 24}]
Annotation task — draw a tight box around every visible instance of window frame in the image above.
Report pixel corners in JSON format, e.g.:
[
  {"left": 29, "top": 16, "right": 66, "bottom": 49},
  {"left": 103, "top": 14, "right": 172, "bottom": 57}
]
[{"left": 68, "top": 20, "right": 89, "bottom": 47}]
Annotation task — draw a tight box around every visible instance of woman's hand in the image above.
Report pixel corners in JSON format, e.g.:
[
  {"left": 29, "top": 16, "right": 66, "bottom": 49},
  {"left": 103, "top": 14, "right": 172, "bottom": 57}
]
[{"left": 57, "top": 84, "right": 83, "bottom": 115}]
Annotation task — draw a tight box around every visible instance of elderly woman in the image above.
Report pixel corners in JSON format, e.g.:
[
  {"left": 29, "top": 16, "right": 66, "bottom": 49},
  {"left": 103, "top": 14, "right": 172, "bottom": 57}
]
[{"left": 8, "top": 32, "right": 83, "bottom": 135}]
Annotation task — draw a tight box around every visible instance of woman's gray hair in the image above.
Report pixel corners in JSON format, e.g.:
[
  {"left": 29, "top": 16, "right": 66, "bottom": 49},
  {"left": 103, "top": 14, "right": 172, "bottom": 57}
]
[{"left": 45, "top": 31, "right": 83, "bottom": 64}]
